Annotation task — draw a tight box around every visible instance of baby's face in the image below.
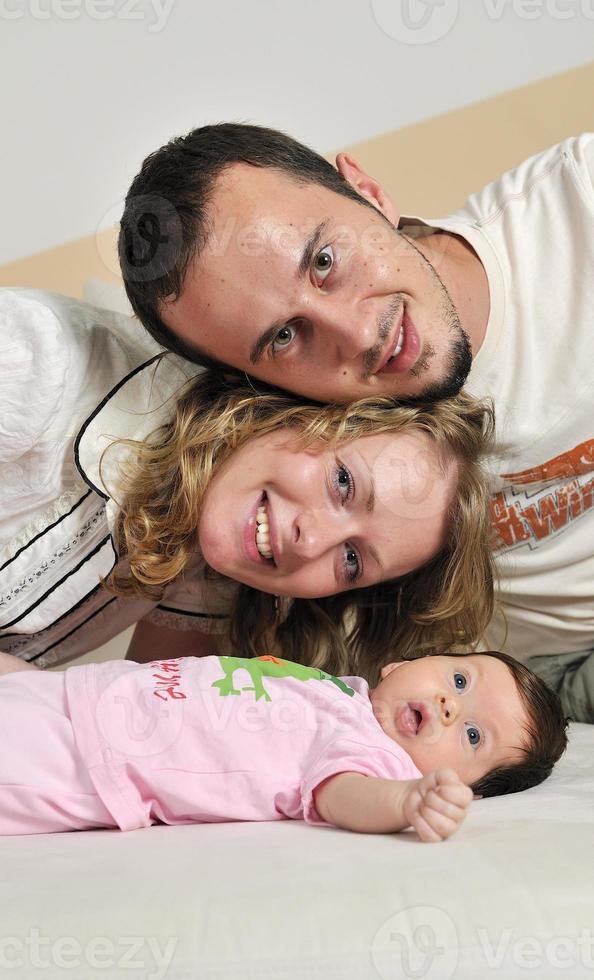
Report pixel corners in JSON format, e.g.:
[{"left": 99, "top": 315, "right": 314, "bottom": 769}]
[{"left": 369, "top": 654, "right": 530, "bottom": 785}]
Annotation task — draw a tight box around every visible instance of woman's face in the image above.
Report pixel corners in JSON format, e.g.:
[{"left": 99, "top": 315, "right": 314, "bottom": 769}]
[{"left": 198, "top": 429, "right": 459, "bottom": 598}]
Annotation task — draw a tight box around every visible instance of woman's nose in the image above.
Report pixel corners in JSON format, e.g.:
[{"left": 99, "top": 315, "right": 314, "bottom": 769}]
[
  {"left": 436, "top": 694, "right": 458, "bottom": 725},
  {"left": 291, "top": 509, "right": 346, "bottom": 562}
]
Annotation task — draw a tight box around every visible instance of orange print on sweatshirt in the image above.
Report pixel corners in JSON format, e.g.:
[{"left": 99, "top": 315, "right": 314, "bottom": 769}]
[{"left": 491, "top": 439, "right": 594, "bottom": 552}]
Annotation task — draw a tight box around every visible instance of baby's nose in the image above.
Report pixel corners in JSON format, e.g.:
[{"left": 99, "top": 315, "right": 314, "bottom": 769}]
[{"left": 437, "top": 694, "right": 458, "bottom": 725}]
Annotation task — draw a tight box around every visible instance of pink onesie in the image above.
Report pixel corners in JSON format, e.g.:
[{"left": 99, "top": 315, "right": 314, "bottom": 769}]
[{"left": 0, "top": 655, "right": 422, "bottom": 835}]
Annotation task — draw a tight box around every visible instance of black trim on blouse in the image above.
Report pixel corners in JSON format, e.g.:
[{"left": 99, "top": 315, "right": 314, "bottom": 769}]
[
  {"left": 1, "top": 534, "right": 114, "bottom": 629},
  {"left": 0, "top": 490, "right": 93, "bottom": 572}
]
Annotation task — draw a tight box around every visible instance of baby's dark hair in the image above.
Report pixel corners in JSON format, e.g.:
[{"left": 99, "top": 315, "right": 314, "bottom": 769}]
[{"left": 424, "top": 650, "right": 569, "bottom": 798}]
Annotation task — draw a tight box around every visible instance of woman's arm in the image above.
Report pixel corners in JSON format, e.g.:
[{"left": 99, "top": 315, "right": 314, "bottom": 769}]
[
  {"left": 313, "top": 767, "right": 473, "bottom": 841},
  {"left": 0, "top": 652, "right": 40, "bottom": 676},
  {"left": 125, "top": 619, "right": 220, "bottom": 664}
]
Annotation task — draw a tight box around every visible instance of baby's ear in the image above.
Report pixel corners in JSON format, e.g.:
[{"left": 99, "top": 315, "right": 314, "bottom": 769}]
[{"left": 472, "top": 794, "right": 483, "bottom": 801}]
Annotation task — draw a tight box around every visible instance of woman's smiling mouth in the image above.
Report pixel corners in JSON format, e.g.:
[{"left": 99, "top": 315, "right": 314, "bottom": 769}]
[
  {"left": 244, "top": 493, "right": 277, "bottom": 566},
  {"left": 256, "top": 497, "right": 273, "bottom": 558}
]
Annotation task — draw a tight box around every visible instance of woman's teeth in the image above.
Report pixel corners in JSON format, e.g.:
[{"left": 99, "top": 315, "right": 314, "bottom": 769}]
[
  {"left": 255, "top": 502, "right": 273, "bottom": 559},
  {"left": 387, "top": 325, "right": 404, "bottom": 363}
]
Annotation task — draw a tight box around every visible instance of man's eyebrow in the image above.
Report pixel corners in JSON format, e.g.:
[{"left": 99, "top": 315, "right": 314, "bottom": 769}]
[
  {"left": 249, "top": 219, "right": 331, "bottom": 365},
  {"left": 297, "top": 218, "right": 331, "bottom": 280},
  {"left": 249, "top": 322, "right": 286, "bottom": 365}
]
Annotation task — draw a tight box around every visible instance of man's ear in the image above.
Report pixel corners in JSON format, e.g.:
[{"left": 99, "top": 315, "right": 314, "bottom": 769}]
[{"left": 335, "top": 153, "right": 400, "bottom": 225}]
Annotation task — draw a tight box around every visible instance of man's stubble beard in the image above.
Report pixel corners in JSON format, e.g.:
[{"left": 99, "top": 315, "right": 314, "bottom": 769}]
[
  {"left": 401, "top": 233, "right": 474, "bottom": 403},
  {"left": 410, "top": 309, "right": 473, "bottom": 403}
]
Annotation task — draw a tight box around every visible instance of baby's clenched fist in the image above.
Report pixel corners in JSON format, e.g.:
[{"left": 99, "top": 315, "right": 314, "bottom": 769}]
[{"left": 402, "top": 767, "right": 474, "bottom": 842}]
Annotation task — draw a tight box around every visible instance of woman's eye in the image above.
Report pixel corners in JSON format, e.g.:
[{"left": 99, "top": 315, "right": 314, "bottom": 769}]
[
  {"left": 313, "top": 245, "right": 334, "bottom": 282},
  {"left": 465, "top": 723, "right": 482, "bottom": 748},
  {"left": 343, "top": 545, "right": 361, "bottom": 584},
  {"left": 334, "top": 463, "right": 354, "bottom": 502},
  {"left": 454, "top": 671, "right": 467, "bottom": 691}
]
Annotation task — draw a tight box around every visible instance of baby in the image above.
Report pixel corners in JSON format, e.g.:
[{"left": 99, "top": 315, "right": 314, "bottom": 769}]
[{"left": 0, "top": 649, "right": 567, "bottom": 842}]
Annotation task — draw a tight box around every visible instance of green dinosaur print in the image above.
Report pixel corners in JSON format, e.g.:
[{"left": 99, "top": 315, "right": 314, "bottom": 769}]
[{"left": 211, "top": 655, "right": 356, "bottom": 702}]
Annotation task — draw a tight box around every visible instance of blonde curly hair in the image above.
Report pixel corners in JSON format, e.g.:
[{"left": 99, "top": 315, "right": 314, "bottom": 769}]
[{"left": 107, "top": 369, "right": 495, "bottom": 686}]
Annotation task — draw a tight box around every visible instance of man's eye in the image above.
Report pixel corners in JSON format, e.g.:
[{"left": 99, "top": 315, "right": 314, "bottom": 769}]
[
  {"left": 454, "top": 672, "right": 467, "bottom": 690},
  {"left": 271, "top": 323, "right": 298, "bottom": 353},
  {"left": 313, "top": 245, "right": 334, "bottom": 282},
  {"left": 465, "top": 723, "right": 481, "bottom": 748}
]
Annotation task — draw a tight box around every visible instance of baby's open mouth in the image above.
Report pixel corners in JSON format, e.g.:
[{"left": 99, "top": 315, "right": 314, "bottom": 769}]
[{"left": 397, "top": 703, "right": 424, "bottom": 736}]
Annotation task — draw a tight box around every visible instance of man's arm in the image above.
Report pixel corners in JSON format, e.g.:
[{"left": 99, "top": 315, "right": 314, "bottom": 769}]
[
  {"left": 527, "top": 650, "right": 594, "bottom": 723},
  {"left": 313, "top": 767, "right": 473, "bottom": 841},
  {"left": 125, "top": 619, "right": 219, "bottom": 664}
]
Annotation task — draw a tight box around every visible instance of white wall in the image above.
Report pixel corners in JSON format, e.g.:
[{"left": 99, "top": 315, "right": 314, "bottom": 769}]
[{"left": 1, "top": 0, "right": 592, "bottom": 264}]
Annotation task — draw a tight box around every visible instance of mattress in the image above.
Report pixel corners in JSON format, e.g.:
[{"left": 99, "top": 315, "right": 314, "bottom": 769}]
[{"left": 1, "top": 721, "right": 592, "bottom": 979}]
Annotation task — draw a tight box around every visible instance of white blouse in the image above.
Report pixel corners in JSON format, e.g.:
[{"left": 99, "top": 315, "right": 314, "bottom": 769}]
[{"left": 0, "top": 288, "right": 234, "bottom": 668}]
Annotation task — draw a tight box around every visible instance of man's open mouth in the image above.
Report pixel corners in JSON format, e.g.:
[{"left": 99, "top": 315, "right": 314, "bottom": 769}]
[
  {"left": 375, "top": 308, "right": 405, "bottom": 373},
  {"left": 385, "top": 323, "right": 405, "bottom": 366}
]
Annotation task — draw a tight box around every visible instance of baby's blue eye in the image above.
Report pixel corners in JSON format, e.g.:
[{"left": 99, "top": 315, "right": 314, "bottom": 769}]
[
  {"left": 465, "top": 724, "right": 481, "bottom": 748},
  {"left": 454, "top": 672, "right": 467, "bottom": 690}
]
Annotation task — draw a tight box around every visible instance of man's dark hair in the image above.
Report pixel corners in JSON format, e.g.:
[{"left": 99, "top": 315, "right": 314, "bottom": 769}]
[{"left": 118, "top": 122, "right": 380, "bottom": 365}]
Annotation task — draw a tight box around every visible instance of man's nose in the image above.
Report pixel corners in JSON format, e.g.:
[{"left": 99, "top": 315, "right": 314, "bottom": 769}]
[
  {"left": 436, "top": 694, "right": 458, "bottom": 726},
  {"left": 314, "top": 303, "right": 378, "bottom": 360}
]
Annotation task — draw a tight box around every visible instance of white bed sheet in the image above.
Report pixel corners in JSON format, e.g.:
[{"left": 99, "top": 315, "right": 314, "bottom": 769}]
[{"left": 1, "top": 722, "right": 593, "bottom": 980}]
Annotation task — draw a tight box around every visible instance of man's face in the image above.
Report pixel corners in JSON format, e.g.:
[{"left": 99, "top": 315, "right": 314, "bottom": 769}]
[{"left": 162, "top": 161, "right": 472, "bottom": 403}]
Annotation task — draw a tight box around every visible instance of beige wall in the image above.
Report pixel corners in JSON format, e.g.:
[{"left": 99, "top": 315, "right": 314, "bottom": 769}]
[
  {"left": 341, "top": 60, "right": 594, "bottom": 217},
  {"left": 1, "top": 61, "right": 593, "bottom": 300}
]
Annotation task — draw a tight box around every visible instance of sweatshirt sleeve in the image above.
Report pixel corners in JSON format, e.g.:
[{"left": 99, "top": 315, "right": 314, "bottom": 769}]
[
  {"left": 580, "top": 133, "right": 594, "bottom": 200},
  {"left": 0, "top": 289, "right": 69, "bottom": 465}
]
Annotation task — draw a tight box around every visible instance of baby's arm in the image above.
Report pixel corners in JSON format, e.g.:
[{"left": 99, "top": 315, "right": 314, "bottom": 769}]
[
  {"left": 0, "top": 651, "right": 40, "bottom": 676},
  {"left": 313, "top": 768, "right": 473, "bottom": 842}
]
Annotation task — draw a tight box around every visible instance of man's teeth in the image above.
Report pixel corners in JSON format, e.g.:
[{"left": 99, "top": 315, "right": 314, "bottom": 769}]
[
  {"left": 387, "top": 325, "right": 404, "bottom": 363},
  {"left": 255, "top": 503, "right": 273, "bottom": 559}
]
